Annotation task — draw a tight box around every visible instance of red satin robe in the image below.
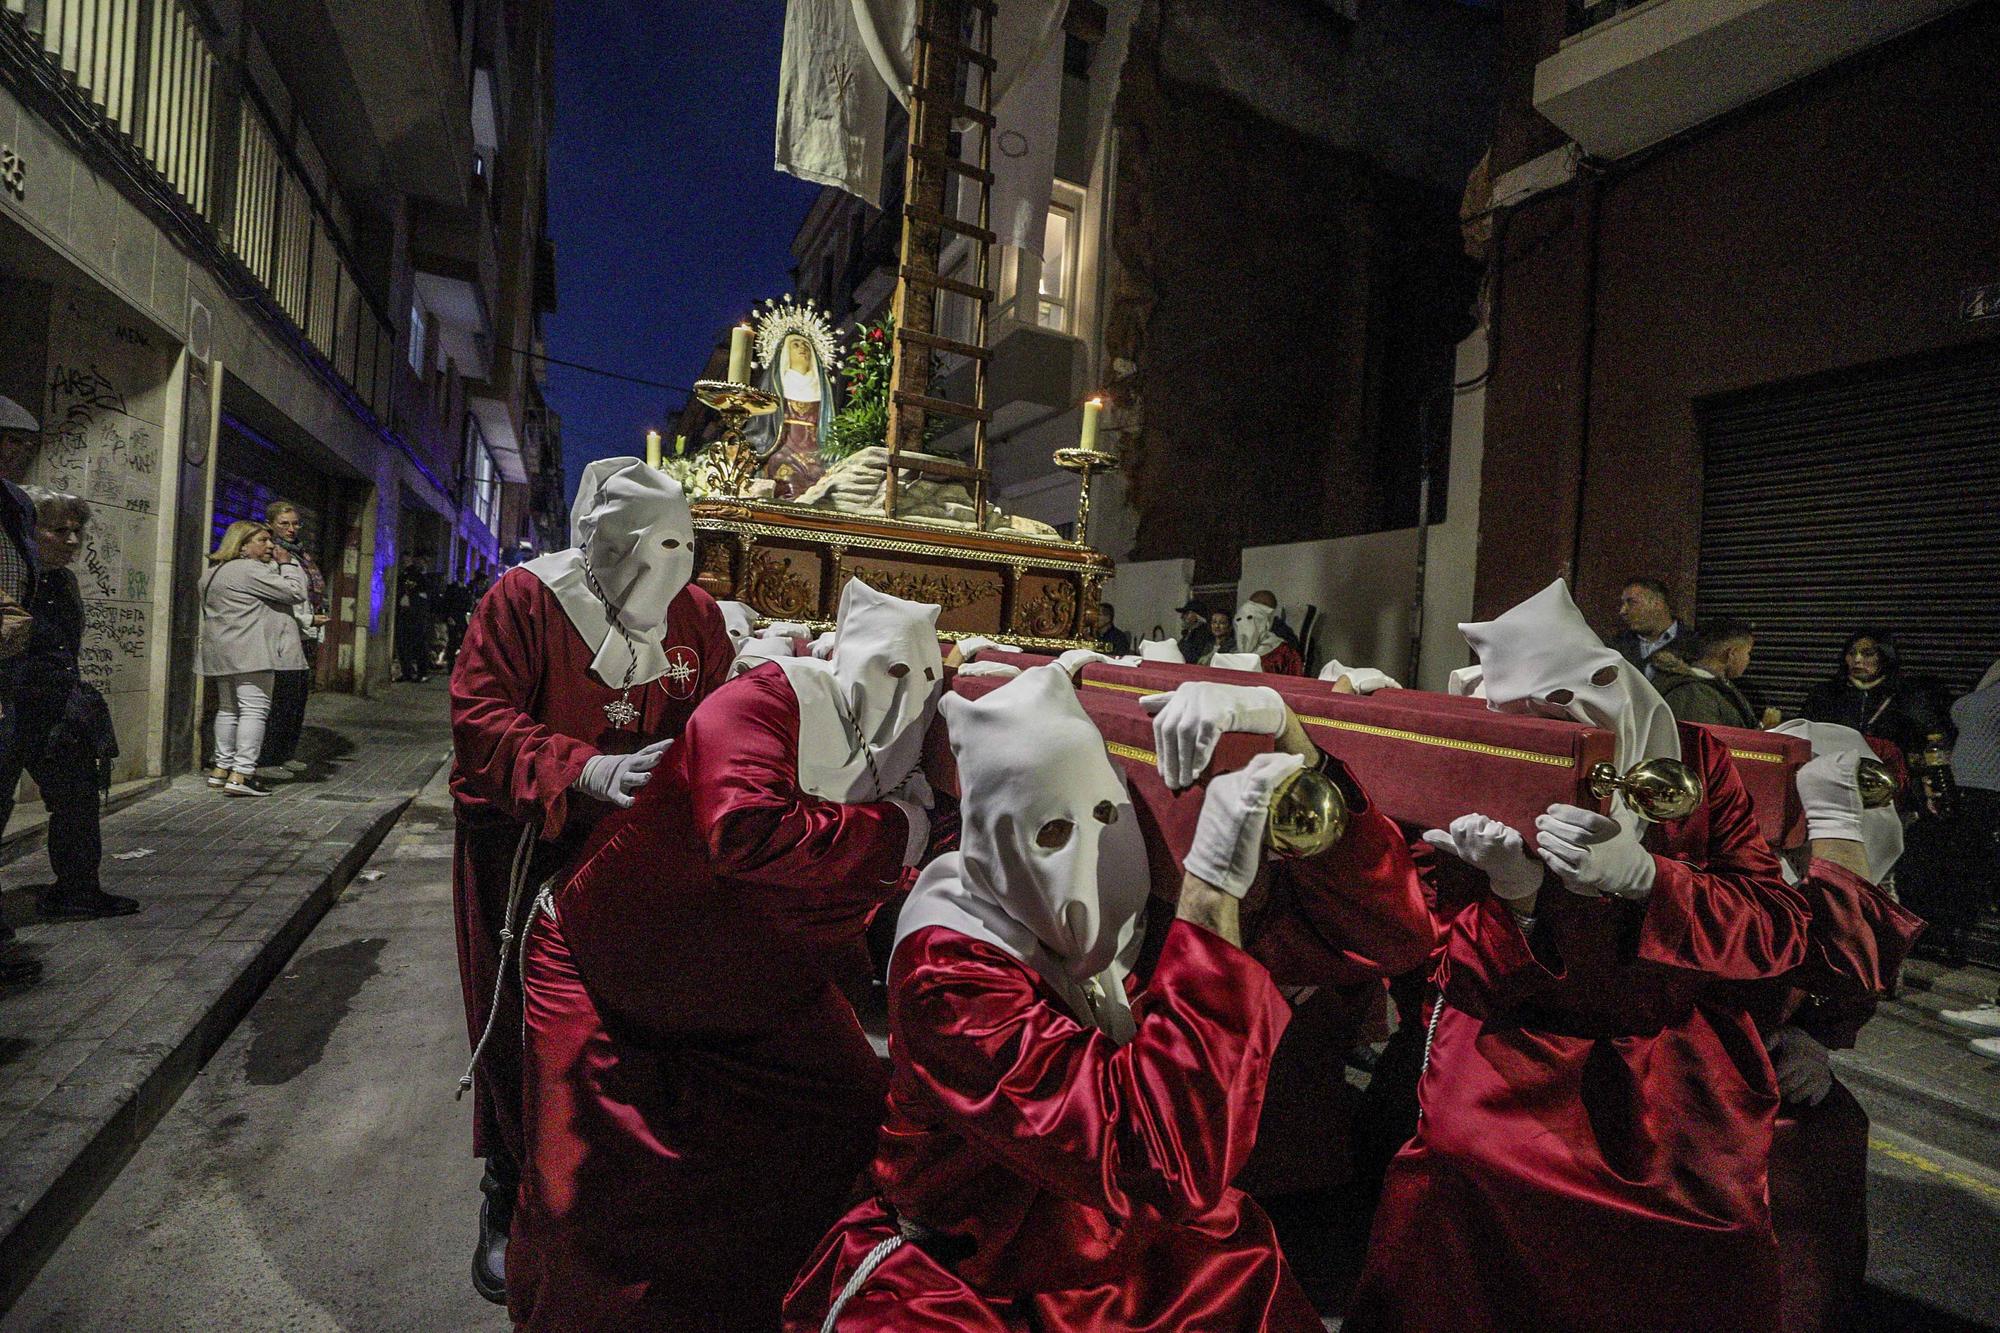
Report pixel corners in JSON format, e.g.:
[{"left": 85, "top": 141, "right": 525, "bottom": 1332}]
[
  {"left": 1261, "top": 642, "right": 1305, "bottom": 676},
  {"left": 507, "top": 664, "right": 917, "bottom": 1332},
  {"left": 785, "top": 920, "right": 1326, "bottom": 1333},
  {"left": 1234, "top": 775, "right": 1434, "bottom": 1200},
  {"left": 448, "top": 570, "right": 731, "bottom": 1172},
  {"left": 1347, "top": 724, "right": 1812, "bottom": 1333},
  {"left": 1760, "top": 858, "right": 1923, "bottom": 1333}
]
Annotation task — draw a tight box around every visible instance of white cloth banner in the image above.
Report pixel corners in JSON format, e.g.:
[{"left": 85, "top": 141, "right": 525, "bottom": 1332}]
[
  {"left": 976, "top": 3, "right": 1067, "bottom": 256},
  {"left": 776, "top": 0, "right": 891, "bottom": 205}
]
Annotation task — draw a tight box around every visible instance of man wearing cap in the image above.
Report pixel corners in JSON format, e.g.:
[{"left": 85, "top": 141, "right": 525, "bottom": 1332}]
[
  {"left": 448, "top": 456, "right": 733, "bottom": 1304},
  {"left": 0, "top": 396, "right": 43, "bottom": 987},
  {"left": 1347, "top": 580, "right": 1810, "bottom": 1333},
  {"left": 1175, "top": 601, "right": 1215, "bottom": 664}
]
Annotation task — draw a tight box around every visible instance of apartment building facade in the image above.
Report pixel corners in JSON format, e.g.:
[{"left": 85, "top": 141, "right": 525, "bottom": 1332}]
[
  {"left": 1468, "top": 0, "right": 1998, "bottom": 707},
  {"left": 0, "top": 0, "right": 562, "bottom": 780}
]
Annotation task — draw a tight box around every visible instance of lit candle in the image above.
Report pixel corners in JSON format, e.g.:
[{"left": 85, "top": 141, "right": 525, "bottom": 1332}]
[
  {"left": 728, "top": 323, "right": 753, "bottom": 384},
  {"left": 1080, "top": 395, "right": 1104, "bottom": 451},
  {"left": 646, "top": 429, "right": 662, "bottom": 469}
]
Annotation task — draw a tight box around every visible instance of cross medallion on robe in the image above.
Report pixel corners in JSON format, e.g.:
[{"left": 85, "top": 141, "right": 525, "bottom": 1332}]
[{"left": 603, "top": 694, "right": 640, "bottom": 729}]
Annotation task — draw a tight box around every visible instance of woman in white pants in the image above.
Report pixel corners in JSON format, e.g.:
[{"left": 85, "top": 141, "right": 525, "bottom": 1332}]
[{"left": 200, "top": 520, "right": 308, "bottom": 796}]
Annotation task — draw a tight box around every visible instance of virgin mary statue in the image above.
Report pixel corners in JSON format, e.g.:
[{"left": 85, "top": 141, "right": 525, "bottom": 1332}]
[{"left": 745, "top": 297, "right": 840, "bottom": 501}]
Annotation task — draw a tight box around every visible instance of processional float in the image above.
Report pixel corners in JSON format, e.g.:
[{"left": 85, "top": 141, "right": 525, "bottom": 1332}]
[
  {"left": 684, "top": 0, "right": 1112, "bottom": 648},
  {"left": 936, "top": 650, "right": 1885, "bottom": 890}
]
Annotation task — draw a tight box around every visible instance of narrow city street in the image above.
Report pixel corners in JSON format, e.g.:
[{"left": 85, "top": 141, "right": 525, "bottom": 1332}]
[{"left": 4, "top": 700, "right": 504, "bottom": 1331}]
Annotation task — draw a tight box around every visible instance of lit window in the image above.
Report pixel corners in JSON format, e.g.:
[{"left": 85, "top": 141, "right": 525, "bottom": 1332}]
[{"left": 1038, "top": 201, "right": 1078, "bottom": 334}]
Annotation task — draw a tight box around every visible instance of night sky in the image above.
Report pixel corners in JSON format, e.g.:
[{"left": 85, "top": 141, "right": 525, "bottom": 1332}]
[{"left": 546, "top": 3, "right": 821, "bottom": 505}]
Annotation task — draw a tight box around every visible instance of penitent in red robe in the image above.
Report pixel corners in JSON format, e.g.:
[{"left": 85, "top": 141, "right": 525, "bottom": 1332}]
[
  {"left": 507, "top": 663, "right": 918, "bottom": 1333},
  {"left": 1760, "top": 858, "right": 1923, "bottom": 1333},
  {"left": 785, "top": 921, "right": 1324, "bottom": 1333},
  {"left": 448, "top": 569, "right": 731, "bottom": 1175},
  {"left": 1346, "top": 724, "right": 1813, "bottom": 1333},
  {"left": 784, "top": 761, "right": 1432, "bottom": 1333}
]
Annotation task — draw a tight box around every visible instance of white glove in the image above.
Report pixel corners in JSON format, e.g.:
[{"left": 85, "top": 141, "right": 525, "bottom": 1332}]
[
  {"left": 1534, "top": 803, "right": 1657, "bottom": 899},
  {"left": 1797, "top": 751, "right": 1866, "bottom": 844},
  {"left": 1055, "top": 648, "right": 1112, "bottom": 676},
  {"left": 955, "top": 635, "right": 1019, "bottom": 658},
  {"left": 956, "top": 660, "right": 1021, "bottom": 678},
  {"left": 575, "top": 739, "right": 671, "bottom": 808},
  {"left": 1185, "top": 752, "right": 1306, "bottom": 898},
  {"left": 765, "top": 621, "right": 809, "bottom": 639},
  {"left": 1140, "top": 682, "right": 1289, "bottom": 791},
  {"left": 810, "top": 631, "right": 837, "bottom": 659},
  {"left": 1422, "top": 814, "right": 1543, "bottom": 902},
  {"left": 1765, "top": 1026, "right": 1833, "bottom": 1106}
]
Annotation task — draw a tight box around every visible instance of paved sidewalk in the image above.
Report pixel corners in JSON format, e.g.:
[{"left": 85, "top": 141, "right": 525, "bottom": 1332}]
[{"left": 0, "top": 681, "right": 452, "bottom": 1312}]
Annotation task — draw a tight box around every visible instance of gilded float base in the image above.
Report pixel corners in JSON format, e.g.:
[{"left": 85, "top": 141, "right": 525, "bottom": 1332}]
[{"left": 692, "top": 498, "right": 1112, "bottom": 649}]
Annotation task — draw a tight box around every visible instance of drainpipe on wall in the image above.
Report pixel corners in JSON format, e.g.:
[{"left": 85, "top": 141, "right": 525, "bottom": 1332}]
[{"left": 1566, "top": 168, "right": 1606, "bottom": 589}]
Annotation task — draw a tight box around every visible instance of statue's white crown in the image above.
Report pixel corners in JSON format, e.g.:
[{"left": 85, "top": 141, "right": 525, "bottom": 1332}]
[{"left": 753, "top": 295, "right": 843, "bottom": 372}]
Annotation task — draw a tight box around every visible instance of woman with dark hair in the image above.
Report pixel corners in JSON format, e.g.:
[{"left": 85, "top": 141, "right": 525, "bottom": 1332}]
[{"left": 1802, "top": 629, "right": 1945, "bottom": 763}]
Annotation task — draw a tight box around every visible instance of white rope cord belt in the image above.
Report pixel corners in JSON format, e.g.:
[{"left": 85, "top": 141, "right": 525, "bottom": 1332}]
[{"left": 820, "top": 1232, "right": 906, "bottom": 1333}]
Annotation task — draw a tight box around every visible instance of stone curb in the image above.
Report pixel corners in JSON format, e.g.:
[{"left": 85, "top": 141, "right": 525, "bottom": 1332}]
[{"left": 0, "top": 763, "right": 443, "bottom": 1314}]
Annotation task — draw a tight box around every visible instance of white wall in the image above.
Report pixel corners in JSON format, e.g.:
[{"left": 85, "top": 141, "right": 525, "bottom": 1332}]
[
  {"left": 1103, "top": 557, "right": 1194, "bottom": 645},
  {"left": 1239, "top": 530, "right": 1421, "bottom": 677},
  {"left": 33, "top": 283, "right": 182, "bottom": 783}
]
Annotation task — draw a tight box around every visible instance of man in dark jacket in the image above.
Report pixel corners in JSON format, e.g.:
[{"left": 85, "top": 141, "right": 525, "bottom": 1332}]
[
  {"left": 1654, "top": 617, "right": 1760, "bottom": 730},
  {"left": 1174, "top": 601, "right": 1215, "bottom": 664},
  {"left": 0, "top": 396, "right": 42, "bottom": 984},
  {"left": 1607, "top": 576, "right": 1687, "bottom": 677}
]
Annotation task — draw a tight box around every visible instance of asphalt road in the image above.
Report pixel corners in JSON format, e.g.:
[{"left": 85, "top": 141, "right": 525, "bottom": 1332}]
[{"left": 3, "top": 765, "right": 504, "bottom": 1332}]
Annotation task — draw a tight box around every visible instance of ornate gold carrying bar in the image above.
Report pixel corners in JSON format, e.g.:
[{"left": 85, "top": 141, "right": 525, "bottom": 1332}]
[{"left": 691, "top": 499, "right": 1114, "bottom": 649}]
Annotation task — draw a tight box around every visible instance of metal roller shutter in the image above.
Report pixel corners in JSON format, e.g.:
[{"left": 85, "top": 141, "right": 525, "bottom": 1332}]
[{"left": 1698, "top": 341, "right": 2000, "bottom": 715}]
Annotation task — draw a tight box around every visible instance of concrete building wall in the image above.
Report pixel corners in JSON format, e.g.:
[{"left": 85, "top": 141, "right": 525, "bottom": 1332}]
[{"left": 1473, "top": 2, "right": 2000, "bottom": 636}]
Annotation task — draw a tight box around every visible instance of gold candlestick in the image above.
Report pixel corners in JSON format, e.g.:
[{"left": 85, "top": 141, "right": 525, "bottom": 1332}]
[
  {"left": 1053, "top": 443, "right": 1118, "bottom": 547},
  {"left": 693, "top": 379, "right": 779, "bottom": 498}
]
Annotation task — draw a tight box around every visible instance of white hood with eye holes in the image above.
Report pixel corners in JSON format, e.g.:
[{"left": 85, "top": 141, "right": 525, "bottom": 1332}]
[
  {"left": 1460, "top": 579, "right": 1680, "bottom": 831},
  {"left": 896, "top": 665, "right": 1152, "bottom": 1042},
  {"left": 523, "top": 457, "right": 696, "bottom": 688},
  {"left": 774, "top": 578, "right": 944, "bottom": 802}
]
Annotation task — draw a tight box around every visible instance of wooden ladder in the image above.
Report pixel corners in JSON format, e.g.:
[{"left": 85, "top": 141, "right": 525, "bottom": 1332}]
[{"left": 884, "top": 0, "right": 999, "bottom": 526}]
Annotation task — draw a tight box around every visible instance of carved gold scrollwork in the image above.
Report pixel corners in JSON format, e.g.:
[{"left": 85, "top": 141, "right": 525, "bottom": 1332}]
[
  {"left": 1016, "top": 581, "right": 1079, "bottom": 638},
  {"left": 844, "top": 568, "right": 989, "bottom": 612},
  {"left": 745, "top": 549, "right": 818, "bottom": 619}
]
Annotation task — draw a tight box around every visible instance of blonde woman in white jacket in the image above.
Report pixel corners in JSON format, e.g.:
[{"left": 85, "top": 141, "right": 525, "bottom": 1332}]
[{"left": 200, "top": 521, "right": 307, "bottom": 796}]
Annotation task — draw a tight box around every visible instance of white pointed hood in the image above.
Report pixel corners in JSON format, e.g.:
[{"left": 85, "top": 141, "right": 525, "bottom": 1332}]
[
  {"left": 896, "top": 665, "right": 1152, "bottom": 1042},
  {"left": 717, "top": 600, "right": 757, "bottom": 650},
  {"left": 1772, "top": 718, "right": 1906, "bottom": 879},
  {"left": 775, "top": 578, "right": 944, "bottom": 801},
  {"left": 1462, "top": 580, "right": 1680, "bottom": 829},
  {"left": 524, "top": 457, "right": 696, "bottom": 687},
  {"left": 1233, "top": 601, "right": 1283, "bottom": 657}
]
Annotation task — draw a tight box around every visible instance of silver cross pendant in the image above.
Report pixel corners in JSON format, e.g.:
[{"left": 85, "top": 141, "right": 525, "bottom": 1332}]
[{"left": 602, "top": 694, "right": 640, "bottom": 729}]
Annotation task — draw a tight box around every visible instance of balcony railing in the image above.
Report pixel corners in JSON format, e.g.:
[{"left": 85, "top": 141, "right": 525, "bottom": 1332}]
[{"left": 4, "top": 0, "right": 398, "bottom": 440}]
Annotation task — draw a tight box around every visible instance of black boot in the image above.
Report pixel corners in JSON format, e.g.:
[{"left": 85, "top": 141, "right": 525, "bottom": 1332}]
[
  {"left": 38, "top": 886, "right": 140, "bottom": 920},
  {"left": 472, "top": 1164, "right": 515, "bottom": 1305}
]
